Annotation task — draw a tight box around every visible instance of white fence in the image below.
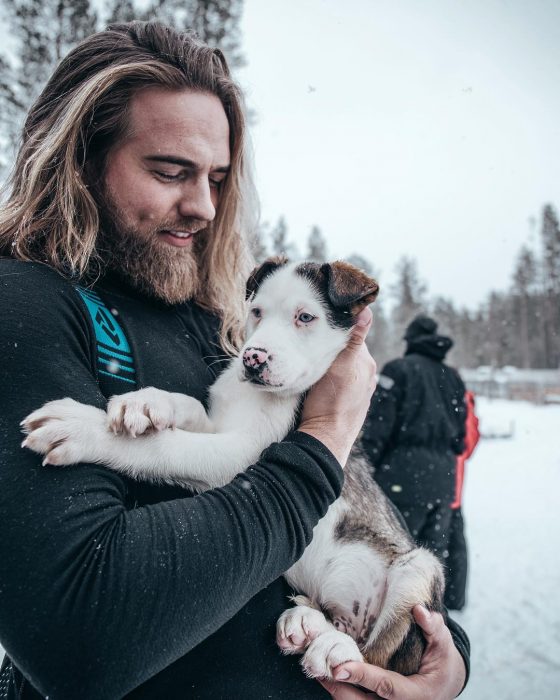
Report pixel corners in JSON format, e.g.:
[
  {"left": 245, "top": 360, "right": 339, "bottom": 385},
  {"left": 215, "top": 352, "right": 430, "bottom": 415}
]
[{"left": 461, "top": 367, "right": 560, "bottom": 404}]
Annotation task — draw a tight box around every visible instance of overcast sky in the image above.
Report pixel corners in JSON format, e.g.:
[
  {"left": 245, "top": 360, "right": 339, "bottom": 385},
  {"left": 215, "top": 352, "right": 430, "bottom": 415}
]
[{"left": 238, "top": 0, "right": 560, "bottom": 308}]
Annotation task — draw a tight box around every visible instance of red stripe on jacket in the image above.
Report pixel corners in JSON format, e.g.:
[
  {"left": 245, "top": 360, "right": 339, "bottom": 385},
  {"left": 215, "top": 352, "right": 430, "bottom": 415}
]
[{"left": 451, "top": 391, "right": 480, "bottom": 509}]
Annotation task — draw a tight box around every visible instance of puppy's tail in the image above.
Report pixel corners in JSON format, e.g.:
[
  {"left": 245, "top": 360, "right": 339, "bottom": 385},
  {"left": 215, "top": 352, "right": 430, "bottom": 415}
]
[{"left": 362, "top": 547, "right": 444, "bottom": 675}]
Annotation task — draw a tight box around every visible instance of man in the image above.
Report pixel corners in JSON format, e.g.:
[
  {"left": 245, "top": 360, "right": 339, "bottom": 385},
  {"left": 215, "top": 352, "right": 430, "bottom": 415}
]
[
  {"left": 0, "top": 22, "right": 468, "bottom": 699},
  {"left": 362, "top": 315, "right": 467, "bottom": 592}
]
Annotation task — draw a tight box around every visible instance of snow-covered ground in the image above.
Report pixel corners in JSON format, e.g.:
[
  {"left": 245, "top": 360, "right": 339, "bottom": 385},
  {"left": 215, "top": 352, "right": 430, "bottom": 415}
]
[
  {"left": 452, "top": 398, "right": 560, "bottom": 699},
  {"left": 2, "top": 398, "right": 559, "bottom": 697}
]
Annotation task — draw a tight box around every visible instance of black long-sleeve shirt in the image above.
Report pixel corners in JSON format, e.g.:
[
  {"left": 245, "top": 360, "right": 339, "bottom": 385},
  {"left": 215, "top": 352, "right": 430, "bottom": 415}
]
[{"left": 0, "top": 259, "right": 469, "bottom": 698}]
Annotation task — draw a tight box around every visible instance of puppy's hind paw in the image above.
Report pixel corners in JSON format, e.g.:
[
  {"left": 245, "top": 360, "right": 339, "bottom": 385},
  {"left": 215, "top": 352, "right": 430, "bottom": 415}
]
[
  {"left": 301, "top": 631, "right": 363, "bottom": 679},
  {"left": 276, "top": 604, "right": 332, "bottom": 655}
]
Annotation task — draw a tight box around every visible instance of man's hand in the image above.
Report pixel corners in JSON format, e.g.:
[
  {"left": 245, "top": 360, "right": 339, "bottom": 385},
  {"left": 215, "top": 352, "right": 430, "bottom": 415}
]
[
  {"left": 298, "top": 307, "right": 377, "bottom": 466},
  {"left": 317, "top": 606, "right": 466, "bottom": 700}
]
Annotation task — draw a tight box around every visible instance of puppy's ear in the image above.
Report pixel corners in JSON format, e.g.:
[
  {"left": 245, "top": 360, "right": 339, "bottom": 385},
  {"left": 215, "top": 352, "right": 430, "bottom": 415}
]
[
  {"left": 245, "top": 256, "right": 289, "bottom": 300},
  {"left": 321, "top": 261, "right": 379, "bottom": 314}
]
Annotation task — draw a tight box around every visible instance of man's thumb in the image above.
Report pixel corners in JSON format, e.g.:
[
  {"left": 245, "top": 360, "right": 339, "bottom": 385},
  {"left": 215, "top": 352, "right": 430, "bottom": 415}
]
[
  {"left": 348, "top": 307, "right": 373, "bottom": 347},
  {"left": 333, "top": 661, "right": 399, "bottom": 698}
]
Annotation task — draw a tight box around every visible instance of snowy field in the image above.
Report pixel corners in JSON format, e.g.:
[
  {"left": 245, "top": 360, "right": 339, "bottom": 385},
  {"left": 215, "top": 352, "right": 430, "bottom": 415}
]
[
  {"left": 2, "top": 398, "right": 559, "bottom": 697},
  {"left": 453, "top": 398, "right": 560, "bottom": 699}
]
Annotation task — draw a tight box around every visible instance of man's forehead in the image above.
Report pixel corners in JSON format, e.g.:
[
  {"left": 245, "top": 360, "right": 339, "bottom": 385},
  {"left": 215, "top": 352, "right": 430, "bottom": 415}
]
[{"left": 125, "top": 87, "right": 230, "bottom": 159}]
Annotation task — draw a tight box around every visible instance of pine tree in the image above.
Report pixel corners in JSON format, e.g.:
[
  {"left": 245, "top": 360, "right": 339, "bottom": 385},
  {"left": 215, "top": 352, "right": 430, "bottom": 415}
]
[
  {"left": 390, "top": 256, "right": 428, "bottom": 345},
  {"left": 512, "top": 245, "right": 539, "bottom": 368},
  {"left": 541, "top": 204, "right": 560, "bottom": 296},
  {"left": 484, "top": 291, "right": 510, "bottom": 367},
  {"left": 306, "top": 225, "right": 327, "bottom": 263},
  {"left": 270, "top": 216, "right": 288, "bottom": 256},
  {"left": 541, "top": 204, "right": 560, "bottom": 367},
  {"left": 431, "top": 296, "right": 462, "bottom": 366},
  {"left": 188, "top": 0, "right": 245, "bottom": 68},
  {"left": 108, "top": 0, "right": 137, "bottom": 23},
  {"left": 270, "top": 215, "right": 300, "bottom": 260},
  {"left": 250, "top": 221, "right": 269, "bottom": 263},
  {"left": 0, "top": 0, "right": 98, "bottom": 174}
]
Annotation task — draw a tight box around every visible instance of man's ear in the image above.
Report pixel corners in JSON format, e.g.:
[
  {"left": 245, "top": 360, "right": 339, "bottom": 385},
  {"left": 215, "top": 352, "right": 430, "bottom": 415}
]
[
  {"left": 321, "top": 261, "right": 380, "bottom": 314},
  {"left": 245, "top": 256, "right": 289, "bottom": 300}
]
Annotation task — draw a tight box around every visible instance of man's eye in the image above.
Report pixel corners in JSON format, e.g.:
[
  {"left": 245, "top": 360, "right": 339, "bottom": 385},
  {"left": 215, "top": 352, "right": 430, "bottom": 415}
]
[
  {"left": 251, "top": 308, "right": 262, "bottom": 319},
  {"left": 298, "top": 313, "right": 315, "bottom": 324},
  {"left": 209, "top": 177, "right": 226, "bottom": 189},
  {"left": 154, "top": 171, "right": 180, "bottom": 181}
]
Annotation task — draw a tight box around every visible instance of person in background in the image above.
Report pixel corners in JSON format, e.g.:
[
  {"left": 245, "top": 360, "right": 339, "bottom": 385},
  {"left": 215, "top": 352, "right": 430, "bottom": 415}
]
[
  {"left": 445, "top": 390, "right": 480, "bottom": 611},
  {"left": 361, "top": 315, "right": 467, "bottom": 591}
]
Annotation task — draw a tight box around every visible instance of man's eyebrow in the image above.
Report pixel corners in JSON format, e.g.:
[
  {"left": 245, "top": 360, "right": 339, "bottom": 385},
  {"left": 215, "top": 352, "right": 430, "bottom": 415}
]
[{"left": 144, "top": 155, "right": 230, "bottom": 173}]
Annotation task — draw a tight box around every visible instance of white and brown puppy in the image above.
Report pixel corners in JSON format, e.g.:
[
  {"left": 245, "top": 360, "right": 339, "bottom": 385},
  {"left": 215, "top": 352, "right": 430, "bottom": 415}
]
[{"left": 22, "top": 258, "right": 444, "bottom": 679}]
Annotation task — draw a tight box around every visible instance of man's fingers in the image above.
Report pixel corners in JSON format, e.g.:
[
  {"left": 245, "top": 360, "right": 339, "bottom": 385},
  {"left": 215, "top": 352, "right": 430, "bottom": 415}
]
[
  {"left": 412, "top": 605, "right": 445, "bottom": 641},
  {"left": 317, "top": 677, "right": 380, "bottom": 699},
  {"left": 332, "top": 661, "right": 415, "bottom": 699}
]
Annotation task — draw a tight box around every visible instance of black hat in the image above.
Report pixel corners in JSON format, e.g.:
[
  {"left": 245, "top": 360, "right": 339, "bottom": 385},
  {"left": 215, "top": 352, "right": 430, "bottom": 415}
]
[{"left": 404, "top": 315, "right": 438, "bottom": 341}]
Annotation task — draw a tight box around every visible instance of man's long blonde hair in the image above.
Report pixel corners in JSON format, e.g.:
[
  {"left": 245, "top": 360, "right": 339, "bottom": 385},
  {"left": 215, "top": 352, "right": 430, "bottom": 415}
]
[{"left": 0, "top": 21, "right": 256, "bottom": 354}]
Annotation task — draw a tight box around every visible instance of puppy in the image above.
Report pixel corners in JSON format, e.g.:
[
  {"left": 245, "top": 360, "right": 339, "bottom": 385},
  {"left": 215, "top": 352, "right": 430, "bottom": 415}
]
[{"left": 22, "top": 258, "right": 444, "bottom": 679}]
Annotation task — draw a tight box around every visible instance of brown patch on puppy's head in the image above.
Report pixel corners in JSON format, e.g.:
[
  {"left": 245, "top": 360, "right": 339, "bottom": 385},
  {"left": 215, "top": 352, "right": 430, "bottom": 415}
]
[
  {"left": 323, "top": 261, "right": 379, "bottom": 314},
  {"left": 296, "top": 260, "right": 379, "bottom": 329},
  {"left": 245, "top": 256, "right": 289, "bottom": 300}
]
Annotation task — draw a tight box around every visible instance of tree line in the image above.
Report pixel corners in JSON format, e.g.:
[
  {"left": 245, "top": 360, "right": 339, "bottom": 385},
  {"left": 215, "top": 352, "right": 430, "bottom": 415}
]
[{"left": 256, "top": 206, "right": 560, "bottom": 371}]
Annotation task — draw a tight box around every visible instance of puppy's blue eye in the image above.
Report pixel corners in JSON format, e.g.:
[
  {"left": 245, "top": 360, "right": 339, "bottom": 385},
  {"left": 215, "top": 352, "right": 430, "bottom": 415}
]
[
  {"left": 298, "top": 313, "right": 315, "bottom": 324},
  {"left": 251, "top": 307, "right": 262, "bottom": 319}
]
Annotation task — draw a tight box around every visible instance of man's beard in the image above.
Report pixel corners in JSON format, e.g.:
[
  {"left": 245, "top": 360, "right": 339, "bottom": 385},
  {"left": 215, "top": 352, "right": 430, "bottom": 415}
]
[{"left": 96, "top": 188, "right": 205, "bottom": 305}]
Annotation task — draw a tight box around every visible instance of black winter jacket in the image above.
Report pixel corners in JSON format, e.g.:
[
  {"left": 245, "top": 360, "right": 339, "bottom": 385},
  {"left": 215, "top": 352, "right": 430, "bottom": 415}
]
[{"left": 361, "top": 335, "right": 467, "bottom": 507}]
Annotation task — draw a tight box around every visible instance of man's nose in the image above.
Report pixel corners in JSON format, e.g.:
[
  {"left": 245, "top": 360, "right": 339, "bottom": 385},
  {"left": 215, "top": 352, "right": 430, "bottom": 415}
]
[{"left": 178, "top": 178, "right": 216, "bottom": 223}]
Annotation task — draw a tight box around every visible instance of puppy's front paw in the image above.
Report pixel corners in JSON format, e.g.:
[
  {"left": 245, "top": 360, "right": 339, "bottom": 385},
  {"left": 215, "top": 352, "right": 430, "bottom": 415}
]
[
  {"left": 107, "top": 387, "right": 175, "bottom": 436},
  {"left": 21, "top": 398, "right": 107, "bottom": 466},
  {"left": 276, "top": 605, "right": 332, "bottom": 654},
  {"left": 301, "top": 630, "right": 363, "bottom": 679}
]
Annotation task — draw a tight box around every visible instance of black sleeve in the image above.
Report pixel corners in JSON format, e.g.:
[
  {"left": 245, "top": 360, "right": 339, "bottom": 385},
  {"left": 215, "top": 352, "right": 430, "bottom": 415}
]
[
  {"left": 360, "top": 361, "right": 404, "bottom": 465},
  {"left": 450, "top": 371, "right": 468, "bottom": 455},
  {"left": 445, "top": 614, "right": 471, "bottom": 695},
  {"left": 0, "top": 263, "right": 343, "bottom": 700}
]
